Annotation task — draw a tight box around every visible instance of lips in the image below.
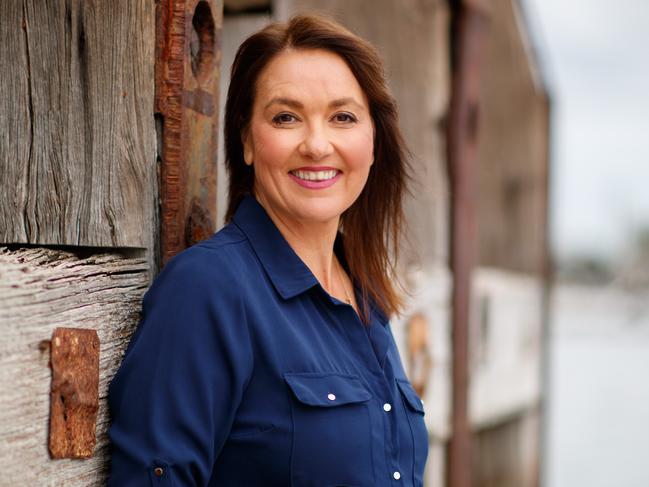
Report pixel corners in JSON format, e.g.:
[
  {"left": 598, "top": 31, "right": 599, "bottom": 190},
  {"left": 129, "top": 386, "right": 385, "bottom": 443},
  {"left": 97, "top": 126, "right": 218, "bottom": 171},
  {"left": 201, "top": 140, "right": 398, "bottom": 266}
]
[{"left": 288, "top": 166, "right": 342, "bottom": 189}]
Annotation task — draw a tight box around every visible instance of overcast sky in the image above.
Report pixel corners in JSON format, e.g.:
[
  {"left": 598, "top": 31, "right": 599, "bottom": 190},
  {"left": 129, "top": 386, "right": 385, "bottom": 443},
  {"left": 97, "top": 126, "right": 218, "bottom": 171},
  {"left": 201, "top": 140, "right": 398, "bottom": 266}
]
[{"left": 522, "top": 0, "right": 649, "bottom": 264}]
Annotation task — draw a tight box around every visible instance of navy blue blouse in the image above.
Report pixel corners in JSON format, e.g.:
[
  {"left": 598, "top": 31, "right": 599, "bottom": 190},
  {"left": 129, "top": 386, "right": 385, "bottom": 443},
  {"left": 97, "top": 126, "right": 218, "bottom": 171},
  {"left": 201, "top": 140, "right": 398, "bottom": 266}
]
[{"left": 108, "top": 196, "right": 428, "bottom": 486}]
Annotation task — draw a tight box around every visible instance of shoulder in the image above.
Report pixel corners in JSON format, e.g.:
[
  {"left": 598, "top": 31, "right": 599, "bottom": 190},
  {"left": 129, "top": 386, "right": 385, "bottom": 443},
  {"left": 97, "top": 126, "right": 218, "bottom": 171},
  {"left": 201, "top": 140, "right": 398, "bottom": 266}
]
[
  {"left": 146, "top": 223, "right": 255, "bottom": 303},
  {"left": 164, "top": 223, "right": 251, "bottom": 278}
]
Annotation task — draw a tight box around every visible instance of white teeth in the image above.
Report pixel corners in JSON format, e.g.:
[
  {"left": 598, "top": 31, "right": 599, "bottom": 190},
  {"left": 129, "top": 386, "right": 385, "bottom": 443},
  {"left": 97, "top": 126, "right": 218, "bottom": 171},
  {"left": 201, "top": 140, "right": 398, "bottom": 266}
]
[{"left": 292, "top": 169, "right": 338, "bottom": 181}]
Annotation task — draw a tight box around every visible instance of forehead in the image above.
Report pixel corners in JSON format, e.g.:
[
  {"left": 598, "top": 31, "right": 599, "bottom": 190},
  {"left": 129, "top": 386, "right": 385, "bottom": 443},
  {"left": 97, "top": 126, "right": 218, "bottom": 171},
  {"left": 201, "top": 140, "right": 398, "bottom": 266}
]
[{"left": 254, "top": 48, "right": 368, "bottom": 107}]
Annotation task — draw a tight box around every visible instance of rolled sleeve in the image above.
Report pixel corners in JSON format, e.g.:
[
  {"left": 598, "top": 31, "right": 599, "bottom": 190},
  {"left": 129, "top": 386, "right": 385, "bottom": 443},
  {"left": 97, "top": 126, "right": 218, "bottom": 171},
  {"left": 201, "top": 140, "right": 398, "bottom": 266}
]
[{"left": 107, "top": 248, "right": 253, "bottom": 486}]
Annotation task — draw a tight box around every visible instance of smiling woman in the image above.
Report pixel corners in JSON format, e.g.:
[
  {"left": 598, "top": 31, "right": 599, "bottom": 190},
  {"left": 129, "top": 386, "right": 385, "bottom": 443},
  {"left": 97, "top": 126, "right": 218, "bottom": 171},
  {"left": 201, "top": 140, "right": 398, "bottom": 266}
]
[
  {"left": 107, "top": 14, "right": 427, "bottom": 487},
  {"left": 225, "top": 15, "right": 409, "bottom": 322},
  {"left": 240, "top": 48, "right": 376, "bottom": 310}
]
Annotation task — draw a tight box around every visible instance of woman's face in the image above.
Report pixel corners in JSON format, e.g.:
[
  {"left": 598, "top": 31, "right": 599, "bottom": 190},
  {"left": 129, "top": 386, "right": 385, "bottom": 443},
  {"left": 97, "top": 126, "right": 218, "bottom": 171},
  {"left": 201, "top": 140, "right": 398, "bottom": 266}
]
[{"left": 243, "top": 48, "right": 374, "bottom": 228}]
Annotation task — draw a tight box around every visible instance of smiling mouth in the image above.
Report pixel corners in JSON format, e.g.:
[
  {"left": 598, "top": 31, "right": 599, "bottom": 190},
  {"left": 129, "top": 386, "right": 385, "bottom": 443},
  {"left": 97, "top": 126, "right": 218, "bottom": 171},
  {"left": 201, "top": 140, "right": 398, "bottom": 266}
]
[{"left": 289, "top": 169, "right": 340, "bottom": 181}]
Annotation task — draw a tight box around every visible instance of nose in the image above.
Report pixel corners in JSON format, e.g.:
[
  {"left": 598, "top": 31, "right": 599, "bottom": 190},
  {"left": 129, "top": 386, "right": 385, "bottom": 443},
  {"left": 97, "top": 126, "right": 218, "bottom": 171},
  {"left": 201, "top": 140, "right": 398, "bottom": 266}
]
[{"left": 298, "top": 124, "right": 334, "bottom": 161}]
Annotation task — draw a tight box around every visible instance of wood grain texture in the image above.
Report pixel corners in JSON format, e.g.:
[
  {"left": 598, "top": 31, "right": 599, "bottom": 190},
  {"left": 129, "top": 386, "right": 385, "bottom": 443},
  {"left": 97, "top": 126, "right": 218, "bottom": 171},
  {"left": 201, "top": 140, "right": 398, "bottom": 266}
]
[
  {"left": 0, "top": 0, "right": 156, "bottom": 248},
  {"left": 156, "top": 0, "right": 223, "bottom": 264},
  {"left": 0, "top": 246, "right": 148, "bottom": 485}
]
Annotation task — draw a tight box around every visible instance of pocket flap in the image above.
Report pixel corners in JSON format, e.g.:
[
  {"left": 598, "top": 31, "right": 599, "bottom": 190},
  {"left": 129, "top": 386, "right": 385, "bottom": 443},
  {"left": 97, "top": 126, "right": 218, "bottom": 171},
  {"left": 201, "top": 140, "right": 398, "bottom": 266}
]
[
  {"left": 284, "top": 372, "right": 372, "bottom": 407},
  {"left": 396, "top": 379, "right": 425, "bottom": 414}
]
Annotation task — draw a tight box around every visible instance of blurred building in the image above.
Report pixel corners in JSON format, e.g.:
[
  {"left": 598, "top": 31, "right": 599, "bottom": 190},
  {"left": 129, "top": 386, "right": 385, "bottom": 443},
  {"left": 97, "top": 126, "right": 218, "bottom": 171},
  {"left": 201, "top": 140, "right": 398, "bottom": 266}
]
[{"left": 0, "top": 0, "right": 550, "bottom": 485}]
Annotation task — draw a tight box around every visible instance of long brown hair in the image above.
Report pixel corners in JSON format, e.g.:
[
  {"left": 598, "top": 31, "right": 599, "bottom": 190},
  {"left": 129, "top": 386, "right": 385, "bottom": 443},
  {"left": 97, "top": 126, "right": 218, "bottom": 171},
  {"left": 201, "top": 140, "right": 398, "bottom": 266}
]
[{"left": 224, "top": 14, "right": 409, "bottom": 321}]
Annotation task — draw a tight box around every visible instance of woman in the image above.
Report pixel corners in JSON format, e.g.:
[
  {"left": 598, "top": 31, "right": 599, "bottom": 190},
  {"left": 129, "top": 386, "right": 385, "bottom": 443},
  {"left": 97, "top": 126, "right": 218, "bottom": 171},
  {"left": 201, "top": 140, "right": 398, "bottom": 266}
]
[{"left": 108, "top": 14, "right": 428, "bottom": 487}]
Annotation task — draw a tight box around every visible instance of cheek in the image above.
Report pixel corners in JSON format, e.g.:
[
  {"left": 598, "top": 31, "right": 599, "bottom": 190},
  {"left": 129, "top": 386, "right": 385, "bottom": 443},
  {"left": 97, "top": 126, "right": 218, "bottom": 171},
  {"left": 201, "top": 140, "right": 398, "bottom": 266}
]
[
  {"left": 251, "top": 125, "right": 296, "bottom": 170},
  {"left": 338, "top": 130, "right": 374, "bottom": 171}
]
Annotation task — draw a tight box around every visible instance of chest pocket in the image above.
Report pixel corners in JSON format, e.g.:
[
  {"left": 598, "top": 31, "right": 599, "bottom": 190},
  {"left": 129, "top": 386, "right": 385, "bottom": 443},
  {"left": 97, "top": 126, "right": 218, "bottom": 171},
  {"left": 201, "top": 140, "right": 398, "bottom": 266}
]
[
  {"left": 284, "top": 372, "right": 374, "bottom": 487},
  {"left": 396, "top": 379, "right": 429, "bottom": 486}
]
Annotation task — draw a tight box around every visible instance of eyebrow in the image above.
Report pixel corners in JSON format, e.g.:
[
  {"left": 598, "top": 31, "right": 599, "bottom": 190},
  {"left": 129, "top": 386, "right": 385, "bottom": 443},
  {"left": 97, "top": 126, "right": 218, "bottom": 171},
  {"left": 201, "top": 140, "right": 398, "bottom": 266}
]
[{"left": 263, "top": 97, "right": 365, "bottom": 111}]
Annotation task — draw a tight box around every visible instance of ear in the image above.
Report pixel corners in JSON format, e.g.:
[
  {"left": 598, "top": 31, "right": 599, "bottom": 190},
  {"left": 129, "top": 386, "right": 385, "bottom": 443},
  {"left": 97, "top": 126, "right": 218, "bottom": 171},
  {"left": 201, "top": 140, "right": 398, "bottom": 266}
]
[{"left": 242, "top": 131, "right": 254, "bottom": 166}]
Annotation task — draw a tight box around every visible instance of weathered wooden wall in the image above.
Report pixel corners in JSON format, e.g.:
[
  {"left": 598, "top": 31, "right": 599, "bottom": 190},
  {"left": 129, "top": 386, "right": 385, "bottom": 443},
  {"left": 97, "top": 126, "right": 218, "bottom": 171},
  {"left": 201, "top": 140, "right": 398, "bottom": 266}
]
[
  {"left": 473, "top": 407, "right": 541, "bottom": 487},
  {"left": 0, "top": 0, "right": 156, "bottom": 249},
  {"left": 156, "top": 0, "right": 224, "bottom": 264},
  {"left": 475, "top": 0, "right": 550, "bottom": 275},
  {"left": 468, "top": 0, "right": 549, "bottom": 484},
  {"left": 469, "top": 268, "right": 543, "bottom": 426},
  {"left": 0, "top": 246, "right": 148, "bottom": 485},
  {"left": 0, "top": 1, "right": 158, "bottom": 484}
]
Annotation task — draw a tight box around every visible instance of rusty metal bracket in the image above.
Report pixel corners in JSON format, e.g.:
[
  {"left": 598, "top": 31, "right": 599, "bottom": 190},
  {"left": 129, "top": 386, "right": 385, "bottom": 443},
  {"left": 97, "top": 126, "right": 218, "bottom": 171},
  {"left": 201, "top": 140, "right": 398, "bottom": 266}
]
[
  {"left": 155, "top": 0, "right": 223, "bottom": 266},
  {"left": 48, "top": 328, "right": 100, "bottom": 459}
]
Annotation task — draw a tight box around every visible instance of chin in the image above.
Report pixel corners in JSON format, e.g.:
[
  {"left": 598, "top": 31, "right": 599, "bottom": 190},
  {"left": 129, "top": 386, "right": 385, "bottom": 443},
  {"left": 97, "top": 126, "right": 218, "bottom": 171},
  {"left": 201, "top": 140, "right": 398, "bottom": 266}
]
[{"left": 290, "top": 200, "right": 348, "bottom": 224}]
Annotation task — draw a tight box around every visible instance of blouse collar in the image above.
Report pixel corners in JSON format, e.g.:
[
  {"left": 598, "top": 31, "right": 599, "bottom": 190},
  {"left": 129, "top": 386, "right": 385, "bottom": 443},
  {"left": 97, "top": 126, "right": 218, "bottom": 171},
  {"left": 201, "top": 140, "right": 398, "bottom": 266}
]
[
  {"left": 232, "top": 195, "right": 319, "bottom": 300},
  {"left": 231, "top": 195, "right": 390, "bottom": 327}
]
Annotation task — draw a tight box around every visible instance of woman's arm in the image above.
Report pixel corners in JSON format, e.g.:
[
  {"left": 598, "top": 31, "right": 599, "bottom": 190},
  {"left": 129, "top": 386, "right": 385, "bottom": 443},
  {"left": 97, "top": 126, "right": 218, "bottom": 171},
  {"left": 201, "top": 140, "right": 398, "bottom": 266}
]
[{"left": 107, "top": 248, "right": 254, "bottom": 486}]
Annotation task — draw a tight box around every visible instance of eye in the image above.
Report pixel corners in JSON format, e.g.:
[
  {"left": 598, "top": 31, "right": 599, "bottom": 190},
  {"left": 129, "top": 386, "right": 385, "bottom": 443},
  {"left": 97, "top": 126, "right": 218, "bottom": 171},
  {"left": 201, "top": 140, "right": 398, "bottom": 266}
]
[
  {"left": 272, "top": 112, "right": 299, "bottom": 125},
  {"left": 331, "top": 112, "right": 358, "bottom": 124}
]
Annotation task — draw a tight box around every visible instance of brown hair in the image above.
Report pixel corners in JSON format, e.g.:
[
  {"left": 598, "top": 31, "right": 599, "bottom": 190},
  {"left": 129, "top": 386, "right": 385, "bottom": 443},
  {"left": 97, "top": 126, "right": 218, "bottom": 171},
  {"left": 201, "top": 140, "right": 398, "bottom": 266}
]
[{"left": 224, "top": 14, "right": 409, "bottom": 321}]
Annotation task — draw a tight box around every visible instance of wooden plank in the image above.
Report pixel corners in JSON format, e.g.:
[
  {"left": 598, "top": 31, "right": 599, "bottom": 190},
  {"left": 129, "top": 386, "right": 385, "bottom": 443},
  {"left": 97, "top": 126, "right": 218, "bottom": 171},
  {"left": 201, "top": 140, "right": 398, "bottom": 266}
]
[
  {"left": 0, "top": 246, "right": 148, "bottom": 485},
  {"left": 473, "top": 407, "right": 540, "bottom": 487},
  {"left": 224, "top": 0, "right": 270, "bottom": 12},
  {"left": 156, "top": 0, "right": 223, "bottom": 265},
  {"left": 475, "top": 0, "right": 550, "bottom": 274},
  {"left": 468, "top": 268, "right": 543, "bottom": 427},
  {"left": 446, "top": 1, "right": 491, "bottom": 485},
  {"left": 0, "top": 0, "right": 156, "bottom": 248}
]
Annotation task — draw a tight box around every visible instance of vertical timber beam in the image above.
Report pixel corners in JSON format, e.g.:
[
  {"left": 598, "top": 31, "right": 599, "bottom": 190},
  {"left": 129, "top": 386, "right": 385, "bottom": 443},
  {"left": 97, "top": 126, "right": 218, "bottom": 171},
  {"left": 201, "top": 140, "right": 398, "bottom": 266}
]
[
  {"left": 538, "top": 90, "right": 553, "bottom": 487},
  {"left": 155, "top": 0, "right": 224, "bottom": 266},
  {"left": 446, "top": 1, "right": 490, "bottom": 486}
]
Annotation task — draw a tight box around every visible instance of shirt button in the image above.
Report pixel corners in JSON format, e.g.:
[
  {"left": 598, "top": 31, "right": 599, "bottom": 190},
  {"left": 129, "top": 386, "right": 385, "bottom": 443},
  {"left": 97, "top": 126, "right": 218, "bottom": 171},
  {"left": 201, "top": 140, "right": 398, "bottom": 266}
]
[
  {"left": 327, "top": 393, "right": 336, "bottom": 401},
  {"left": 393, "top": 471, "right": 401, "bottom": 480},
  {"left": 383, "top": 403, "right": 392, "bottom": 412},
  {"left": 154, "top": 467, "right": 164, "bottom": 477}
]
